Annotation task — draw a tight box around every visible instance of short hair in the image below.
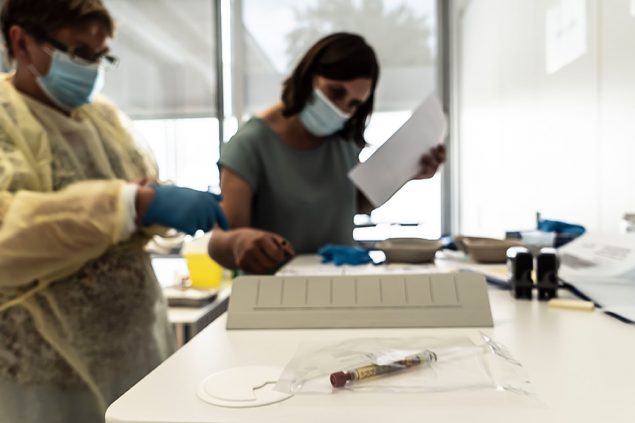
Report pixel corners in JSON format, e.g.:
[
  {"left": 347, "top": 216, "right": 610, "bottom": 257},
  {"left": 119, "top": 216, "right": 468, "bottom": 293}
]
[
  {"left": 1, "top": 0, "right": 114, "bottom": 58},
  {"left": 281, "top": 32, "right": 380, "bottom": 147}
]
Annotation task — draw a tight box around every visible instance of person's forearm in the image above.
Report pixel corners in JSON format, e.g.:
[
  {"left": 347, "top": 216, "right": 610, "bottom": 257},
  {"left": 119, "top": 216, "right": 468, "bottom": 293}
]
[
  {"left": 356, "top": 189, "right": 374, "bottom": 215},
  {"left": 0, "top": 180, "right": 127, "bottom": 288},
  {"left": 208, "top": 229, "right": 239, "bottom": 270}
]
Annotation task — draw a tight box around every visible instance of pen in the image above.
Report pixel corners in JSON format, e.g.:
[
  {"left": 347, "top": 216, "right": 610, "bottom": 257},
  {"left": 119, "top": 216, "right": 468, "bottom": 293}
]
[
  {"left": 274, "top": 238, "right": 293, "bottom": 257},
  {"left": 271, "top": 238, "right": 294, "bottom": 273},
  {"left": 330, "top": 350, "right": 437, "bottom": 388}
]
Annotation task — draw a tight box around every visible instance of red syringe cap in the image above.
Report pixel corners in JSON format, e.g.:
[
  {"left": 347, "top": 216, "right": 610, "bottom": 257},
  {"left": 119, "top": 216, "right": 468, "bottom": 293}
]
[{"left": 330, "top": 371, "right": 349, "bottom": 388}]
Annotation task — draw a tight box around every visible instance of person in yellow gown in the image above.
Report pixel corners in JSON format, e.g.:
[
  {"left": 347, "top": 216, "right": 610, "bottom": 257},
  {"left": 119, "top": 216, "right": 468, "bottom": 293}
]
[{"left": 0, "top": 1, "right": 228, "bottom": 422}]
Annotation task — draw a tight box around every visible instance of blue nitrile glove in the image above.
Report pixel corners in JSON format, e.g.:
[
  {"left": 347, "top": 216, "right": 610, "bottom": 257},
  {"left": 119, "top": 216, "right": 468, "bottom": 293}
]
[
  {"left": 318, "top": 244, "right": 372, "bottom": 266},
  {"left": 538, "top": 219, "right": 586, "bottom": 236},
  {"left": 142, "top": 185, "right": 229, "bottom": 235}
]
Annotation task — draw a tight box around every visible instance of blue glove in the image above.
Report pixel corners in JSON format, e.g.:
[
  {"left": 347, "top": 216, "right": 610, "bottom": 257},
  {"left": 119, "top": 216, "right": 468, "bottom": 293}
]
[
  {"left": 318, "top": 244, "right": 372, "bottom": 266},
  {"left": 142, "top": 185, "right": 229, "bottom": 235},
  {"left": 538, "top": 219, "right": 585, "bottom": 236}
]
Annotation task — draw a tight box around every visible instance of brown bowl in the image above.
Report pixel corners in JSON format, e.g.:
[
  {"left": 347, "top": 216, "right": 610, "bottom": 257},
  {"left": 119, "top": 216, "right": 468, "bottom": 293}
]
[
  {"left": 456, "top": 236, "right": 524, "bottom": 263},
  {"left": 376, "top": 238, "right": 442, "bottom": 263}
]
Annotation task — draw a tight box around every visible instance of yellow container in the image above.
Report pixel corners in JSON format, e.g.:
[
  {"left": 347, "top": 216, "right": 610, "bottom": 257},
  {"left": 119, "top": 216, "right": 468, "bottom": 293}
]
[{"left": 185, "top": 253, "right": 224, "bottom": 289}]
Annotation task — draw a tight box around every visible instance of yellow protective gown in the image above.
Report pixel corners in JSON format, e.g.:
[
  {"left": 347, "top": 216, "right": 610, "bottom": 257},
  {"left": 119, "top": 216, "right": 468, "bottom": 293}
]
[{"left": 0, "top": 74, "right": 175, "bottom": 423}]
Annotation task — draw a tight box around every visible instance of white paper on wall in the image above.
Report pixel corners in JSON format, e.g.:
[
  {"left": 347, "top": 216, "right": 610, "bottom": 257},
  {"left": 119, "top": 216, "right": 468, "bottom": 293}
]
[{"left": 545, "top": 0, "right": 587, "bottom": 74}]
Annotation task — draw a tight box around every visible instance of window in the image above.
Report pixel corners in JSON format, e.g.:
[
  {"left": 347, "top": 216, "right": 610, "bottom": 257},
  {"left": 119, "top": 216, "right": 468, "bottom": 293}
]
[
  {"left": 103, "top": 0, "right": 220, "bottom": 191},
  {"left": 133, "top": 118, "right": 220, "bottom": 191}
]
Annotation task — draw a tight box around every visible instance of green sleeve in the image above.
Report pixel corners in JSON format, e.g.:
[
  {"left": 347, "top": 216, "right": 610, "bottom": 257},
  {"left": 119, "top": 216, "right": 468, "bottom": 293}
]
[{"left": 219, "top": 120, "right": 262, "bottom": 191}]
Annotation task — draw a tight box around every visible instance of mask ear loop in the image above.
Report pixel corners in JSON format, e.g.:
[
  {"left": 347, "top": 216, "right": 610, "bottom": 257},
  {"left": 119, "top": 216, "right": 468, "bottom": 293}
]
[
  {"left": 27, "top": 63, "right": 42, "bottom": 77},
  {"left": 25, "top": 41, "right": 54, "bottom": 78},
  {"left": 314, "top": 87, "right": 352, "bottom": 119}
]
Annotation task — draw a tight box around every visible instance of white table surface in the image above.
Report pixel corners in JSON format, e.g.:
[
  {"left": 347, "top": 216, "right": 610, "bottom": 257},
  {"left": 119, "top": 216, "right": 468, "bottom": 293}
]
[{"left": 107, "top": 258, "right": 635, "bottom": 423}]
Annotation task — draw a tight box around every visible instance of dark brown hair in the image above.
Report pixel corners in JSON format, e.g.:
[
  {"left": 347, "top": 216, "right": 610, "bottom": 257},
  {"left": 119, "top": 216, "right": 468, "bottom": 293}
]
[
  {"left": 282, "top": 32, "right": 380, "bottom": 147},
  {"left": 1, "top": 0, "right": 114, "bottom": 58}
]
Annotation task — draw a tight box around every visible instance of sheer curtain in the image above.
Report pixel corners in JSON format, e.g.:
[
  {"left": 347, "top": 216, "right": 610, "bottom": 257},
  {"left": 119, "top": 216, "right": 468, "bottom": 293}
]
[{"left": 103, "top": 0, "right": 220, "bottom": 191}]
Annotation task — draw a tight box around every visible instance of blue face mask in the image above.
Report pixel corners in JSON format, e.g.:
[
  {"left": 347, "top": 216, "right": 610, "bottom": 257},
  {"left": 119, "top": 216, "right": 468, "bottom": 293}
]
[
  {"left": 30, "top": 49, "right": 105, "bottom": 111},
  {"left": 299, "top": 87, "right": 351, "bottom": 137}
]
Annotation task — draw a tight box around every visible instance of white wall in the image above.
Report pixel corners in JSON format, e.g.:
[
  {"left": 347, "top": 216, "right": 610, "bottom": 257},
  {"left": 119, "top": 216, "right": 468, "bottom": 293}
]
[{"left": 457, "top": 0, "right": 635, "bottom": 237}]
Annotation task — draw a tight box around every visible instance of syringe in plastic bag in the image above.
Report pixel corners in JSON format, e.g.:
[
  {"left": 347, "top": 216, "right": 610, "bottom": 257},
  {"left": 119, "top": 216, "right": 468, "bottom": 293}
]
[{"left": 330, "top": 350, "right": 437, "bottom": 388}]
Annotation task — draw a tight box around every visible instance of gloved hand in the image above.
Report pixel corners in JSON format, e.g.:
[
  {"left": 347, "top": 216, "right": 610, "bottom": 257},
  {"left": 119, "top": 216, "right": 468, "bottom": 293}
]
[
  {"left": 142, "top": 185, "right": 229, "bottom": 235},
  {"left": 318, "top": 244, "right": 372, "bottom": 266},
  {"left": 538, "top": 219, "right": 586, "bottom": 236}
]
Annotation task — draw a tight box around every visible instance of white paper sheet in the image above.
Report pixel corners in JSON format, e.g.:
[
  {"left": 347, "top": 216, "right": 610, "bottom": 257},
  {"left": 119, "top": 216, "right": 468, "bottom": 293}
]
[
  {"left": 558, "top": 233, "right": 635, "bottom": 280},
  {"left": 558, "top": 233, "right": 635, "bottom": 322},
  {"left": 348, "top": 95, "right": 447, "bottom": 207}
]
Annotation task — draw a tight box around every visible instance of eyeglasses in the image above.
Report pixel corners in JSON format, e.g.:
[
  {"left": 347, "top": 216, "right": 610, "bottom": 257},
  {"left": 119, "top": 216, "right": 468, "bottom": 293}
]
[{"left": 35, "top": 32, "right": 119, "bottom": 69}]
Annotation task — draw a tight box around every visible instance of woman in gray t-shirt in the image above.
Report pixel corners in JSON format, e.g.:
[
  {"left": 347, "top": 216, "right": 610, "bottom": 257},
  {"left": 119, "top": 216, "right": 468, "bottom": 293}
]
[{"left": 210, "top": 33, "right": 445, "bottom": 274}]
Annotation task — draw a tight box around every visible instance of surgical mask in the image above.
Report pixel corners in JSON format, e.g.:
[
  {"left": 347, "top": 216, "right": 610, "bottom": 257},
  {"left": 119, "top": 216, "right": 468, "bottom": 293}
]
[
  {"left": 299, "top": 87, "right": 351, "bottom": 137},
  {"left": 29, "top": 49, "right": 105, "bottom": 111}
]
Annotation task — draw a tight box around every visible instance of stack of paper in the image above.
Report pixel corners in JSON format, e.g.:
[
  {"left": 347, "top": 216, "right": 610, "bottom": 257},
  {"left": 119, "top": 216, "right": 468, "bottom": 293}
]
[{"left": 558, "top": 233, "right": 635, "bottom": 322}]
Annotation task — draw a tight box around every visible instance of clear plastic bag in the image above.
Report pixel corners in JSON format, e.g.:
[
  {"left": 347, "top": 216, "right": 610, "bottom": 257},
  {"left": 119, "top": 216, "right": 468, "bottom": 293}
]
[{"left": 275, "top": 334, "right": 534, "bottom": 395}]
